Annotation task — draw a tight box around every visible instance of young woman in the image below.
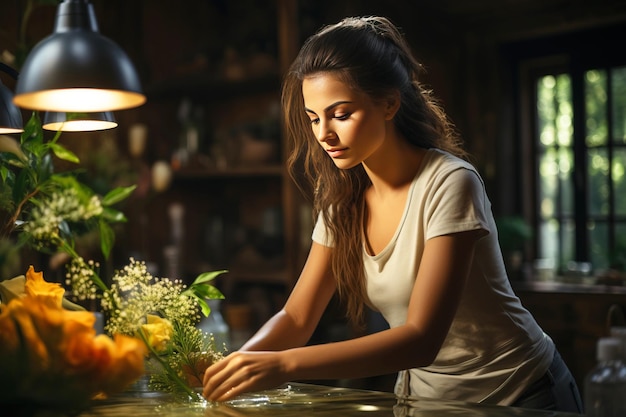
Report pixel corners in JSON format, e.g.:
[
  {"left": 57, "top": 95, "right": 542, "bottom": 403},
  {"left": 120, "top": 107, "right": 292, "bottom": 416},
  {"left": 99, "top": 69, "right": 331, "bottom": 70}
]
[{"left": 202, "top": 16, "right": 583, "bottom": 413}]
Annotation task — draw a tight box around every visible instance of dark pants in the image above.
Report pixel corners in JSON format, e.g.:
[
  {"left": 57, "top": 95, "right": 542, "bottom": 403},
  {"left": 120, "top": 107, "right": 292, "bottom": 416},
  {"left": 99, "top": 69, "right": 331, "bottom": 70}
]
[{"left": 511, "top": 350, "right": 583, "bottom": 414}]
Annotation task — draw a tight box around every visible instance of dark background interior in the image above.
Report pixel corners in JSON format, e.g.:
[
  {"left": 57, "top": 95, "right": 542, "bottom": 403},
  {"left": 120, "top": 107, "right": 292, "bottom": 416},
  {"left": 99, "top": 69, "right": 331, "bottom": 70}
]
[{"left": 2, "top": 0, "right": 626, "bottom": 393}]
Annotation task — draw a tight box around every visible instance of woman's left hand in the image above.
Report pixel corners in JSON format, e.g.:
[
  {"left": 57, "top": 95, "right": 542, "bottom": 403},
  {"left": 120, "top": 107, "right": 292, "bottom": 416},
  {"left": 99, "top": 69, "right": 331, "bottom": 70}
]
[{"left": 202, "top": 350, "right": 289, "bottom": 402}]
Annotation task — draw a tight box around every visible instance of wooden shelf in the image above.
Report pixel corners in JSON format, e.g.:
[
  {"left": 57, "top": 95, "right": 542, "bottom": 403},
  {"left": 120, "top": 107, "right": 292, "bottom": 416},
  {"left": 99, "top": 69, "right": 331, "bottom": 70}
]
[
  {"left": 173, "top": 164, "right": 284, "bottom": 180},
  {"left": 228, "top": 268, "right": 289, "bottom": 286},
  {"left": 127, "top": 0, "right": 305, "bottom": 330},
  {"left": 146, "top": 74, "right": 281, "bottom": 102}
]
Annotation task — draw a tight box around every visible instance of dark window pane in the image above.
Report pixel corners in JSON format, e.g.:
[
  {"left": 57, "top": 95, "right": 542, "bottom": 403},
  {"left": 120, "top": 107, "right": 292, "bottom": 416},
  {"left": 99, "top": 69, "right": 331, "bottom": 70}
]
[
  {"left": 588, "top": 148, "right": 610, "bottom": 216},
  {"left": 585, "top": 69, "right": 608, "bottom": 147},
  {"left": 538, "top": 219, "right": 559, "bottom": 262},
  {"left": 559, "top": 147, "right": 574, "bottom": 216},
  {"left": 612, "top": 66, "right": 626, "bottom": 144},
  {"left": 613, "top": 223, "right": 626, "bottom": 270},
  {"left": 529, "top": 48, "right": 625, "bottom": 275},
  {"left": 537, "top": 76, "right": 558, "bottom": 148},
  {"left": 538, "top": 148, "right": 559, "bottom": 219},
  {"left": 615, "top": 149, "right": 626, "bottom": 216},
  {"left": 561, "top": 218, "right": 575, "bottom": 270},
  {"left": 589, "top": 220, "right": 609, "bottom": 270}
]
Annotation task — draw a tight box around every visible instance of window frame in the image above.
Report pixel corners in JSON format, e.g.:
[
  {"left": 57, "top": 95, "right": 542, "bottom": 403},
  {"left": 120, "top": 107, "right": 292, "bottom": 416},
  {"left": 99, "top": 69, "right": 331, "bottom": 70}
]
[{"left": 505, "top": 23, "right": 626, "bottom": 272}]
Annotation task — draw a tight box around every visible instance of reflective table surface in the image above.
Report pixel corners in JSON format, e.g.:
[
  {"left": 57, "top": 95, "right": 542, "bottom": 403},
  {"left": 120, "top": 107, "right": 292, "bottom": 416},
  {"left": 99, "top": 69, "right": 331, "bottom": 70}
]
[{"left": 80, "top": 382, "right": 581, "bottom": 417}]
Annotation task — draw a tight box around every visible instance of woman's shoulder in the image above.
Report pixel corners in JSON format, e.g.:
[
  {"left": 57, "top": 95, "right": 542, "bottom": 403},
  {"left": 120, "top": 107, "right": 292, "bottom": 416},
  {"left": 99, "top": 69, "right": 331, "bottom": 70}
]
[
  {"left": 414, "top": 149, "right": 487, "bottom": 200},
  {"left": 420, "top": 148, "right": 479, "bottom": 178}
]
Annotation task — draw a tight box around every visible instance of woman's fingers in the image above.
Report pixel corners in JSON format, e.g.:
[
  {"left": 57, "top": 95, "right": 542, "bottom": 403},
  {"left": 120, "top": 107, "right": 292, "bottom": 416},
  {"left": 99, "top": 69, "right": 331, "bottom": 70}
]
[
  {"left": 203, "top": 354, "right": 229, "bottom": 386},
  {"left": 203, "top": 352, "right": 258, "bottom": 401},
  {"left": 202, "top": 351, "right": 287, "bottom": 402},
  {"left": 203, "top": 354, "right": 239, "bottom": 400}
]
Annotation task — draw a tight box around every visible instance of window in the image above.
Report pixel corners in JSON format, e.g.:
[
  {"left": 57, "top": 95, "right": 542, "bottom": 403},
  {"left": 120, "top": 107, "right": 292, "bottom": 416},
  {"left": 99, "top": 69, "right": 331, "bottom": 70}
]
[
  {"left": 534, "top": 66, "right": 626, "bottom": 272},
  {"left": 513, "top": 25, "right": 626, "bottom": 274}
]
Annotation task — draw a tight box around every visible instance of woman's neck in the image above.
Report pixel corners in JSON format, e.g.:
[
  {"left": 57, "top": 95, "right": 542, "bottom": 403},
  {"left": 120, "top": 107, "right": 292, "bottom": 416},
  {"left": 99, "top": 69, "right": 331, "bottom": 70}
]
[{"left": 363, "top": 139, "right": 427, "bottom": 196}]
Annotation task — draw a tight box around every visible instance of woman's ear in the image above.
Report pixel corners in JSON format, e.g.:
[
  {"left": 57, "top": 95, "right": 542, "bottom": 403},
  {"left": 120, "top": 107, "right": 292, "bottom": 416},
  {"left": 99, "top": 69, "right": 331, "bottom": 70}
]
[{"left": 384, "top": 91, "right": 401, "bottom": 120}]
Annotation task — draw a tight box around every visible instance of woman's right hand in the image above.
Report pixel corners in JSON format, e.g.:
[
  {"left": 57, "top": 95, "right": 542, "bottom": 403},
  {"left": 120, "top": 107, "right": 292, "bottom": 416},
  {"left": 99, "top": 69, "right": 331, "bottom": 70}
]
[{"left": 202, "top": 350, "right": 289, "bottom": 402}]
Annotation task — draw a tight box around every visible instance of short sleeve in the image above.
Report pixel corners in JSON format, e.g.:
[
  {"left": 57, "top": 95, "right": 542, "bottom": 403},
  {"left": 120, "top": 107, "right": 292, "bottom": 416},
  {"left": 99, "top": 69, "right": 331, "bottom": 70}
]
[
  {"left": 424, "top": 168, "right": 490, "bottom": 240},
  {"left": 312, "top": 212, "right": 334, "bottom": 247}
]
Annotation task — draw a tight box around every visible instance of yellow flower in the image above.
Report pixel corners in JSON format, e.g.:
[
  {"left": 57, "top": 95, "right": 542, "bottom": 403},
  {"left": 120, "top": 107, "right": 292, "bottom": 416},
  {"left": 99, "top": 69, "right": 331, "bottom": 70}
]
[
  {"left": 0, "top": 266, "right": 147, "bottom": 407},
  {"left": 141, "top": 314, "right": 174, "bottom": 353},
  {"left": 64, "top": 331, "right": 147, "bottom": 394},
  {"left": 1, "top": 298, "right": 51, "bottom": 372},
  {"left": 0, "top": 308, "right": 18, "bottom": 351},
  {"left": 98, "top": 334, "right": 147, "bottom": 393},
  {"left": 0, "top": 301, "right": 28, "bottom": 378},
  {"left": 24, "top": 265, "right": 65, "bottom": 308}
]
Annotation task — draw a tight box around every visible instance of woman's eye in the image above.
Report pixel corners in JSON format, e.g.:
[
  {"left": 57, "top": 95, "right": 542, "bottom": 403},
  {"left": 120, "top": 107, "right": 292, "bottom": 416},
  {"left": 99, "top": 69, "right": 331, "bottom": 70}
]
[
  {"left": 310, "top": 118, "right": 320, "bottom": 125},
  {"left": 334, "top": 113, "right": 350, "bottom": 120}
]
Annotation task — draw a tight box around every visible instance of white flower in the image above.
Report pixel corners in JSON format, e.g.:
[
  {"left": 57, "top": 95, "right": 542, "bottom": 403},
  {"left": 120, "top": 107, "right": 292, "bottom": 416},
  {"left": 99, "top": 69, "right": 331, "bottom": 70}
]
[
  {"left": 65, "top": 257, "right": 100, "bottom": 301},
  {"left": 95, "top": 258, "right": 200, "bottom": 336},
  {"left": 22, "top": 188, "right": 104, "bottom": 243}
]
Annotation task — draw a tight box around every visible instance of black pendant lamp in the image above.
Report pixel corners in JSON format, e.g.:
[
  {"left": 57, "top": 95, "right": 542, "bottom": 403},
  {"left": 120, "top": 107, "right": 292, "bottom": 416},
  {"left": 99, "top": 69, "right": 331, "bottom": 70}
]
[
  {"left": 14, "top": 0, "right": 146, "bottom": 112},
  {"left": 42, "top": 111, "right": 117, "bottom": 132},
  {"left": 0, "top": 63, "right": 23, "bottom": 134},
  {"left": 0, "top": 81, "right": 23, "bottom": 134}
]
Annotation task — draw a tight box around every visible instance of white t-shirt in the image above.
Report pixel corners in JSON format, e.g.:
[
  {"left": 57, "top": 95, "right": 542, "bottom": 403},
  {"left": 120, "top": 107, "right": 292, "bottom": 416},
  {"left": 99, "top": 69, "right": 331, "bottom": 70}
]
[{"left": 312, "top": 148, "right": 554, "bottom": 405}]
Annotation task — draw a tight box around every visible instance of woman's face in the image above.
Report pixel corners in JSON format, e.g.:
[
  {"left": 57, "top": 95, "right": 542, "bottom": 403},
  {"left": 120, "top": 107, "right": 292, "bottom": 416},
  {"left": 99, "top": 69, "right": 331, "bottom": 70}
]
[{"left": 302, "top": 73, "right": 394, "bottom": 170}]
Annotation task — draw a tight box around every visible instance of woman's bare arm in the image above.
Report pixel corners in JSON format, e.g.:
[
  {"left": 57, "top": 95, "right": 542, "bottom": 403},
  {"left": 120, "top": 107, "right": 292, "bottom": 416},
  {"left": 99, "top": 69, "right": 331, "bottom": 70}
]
[
  {"left": 203, "top": 230, "right": 482, "bottom": 401},
  {"left": 238, "top": 241, "right": 337, "bottom": 351}
]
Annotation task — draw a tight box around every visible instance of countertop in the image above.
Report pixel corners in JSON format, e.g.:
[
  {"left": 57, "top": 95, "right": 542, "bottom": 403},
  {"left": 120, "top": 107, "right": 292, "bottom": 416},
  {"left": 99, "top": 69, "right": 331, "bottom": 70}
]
[
  {"left": 512, "top": 279, "right": 626, "bottom": 294},
  {"left": 78, "top": 382, "right": 581, "bottom": 417}
]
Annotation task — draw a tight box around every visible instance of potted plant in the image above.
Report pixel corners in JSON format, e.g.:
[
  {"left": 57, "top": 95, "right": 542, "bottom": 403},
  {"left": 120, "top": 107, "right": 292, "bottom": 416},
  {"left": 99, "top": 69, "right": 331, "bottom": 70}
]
[{"left": 495, "top": 216, "right": 533, "bottom": 280}]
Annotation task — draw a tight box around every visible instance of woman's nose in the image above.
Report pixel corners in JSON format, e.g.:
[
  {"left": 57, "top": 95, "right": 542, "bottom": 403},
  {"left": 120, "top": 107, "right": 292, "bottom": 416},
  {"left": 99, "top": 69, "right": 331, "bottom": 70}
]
[{"left": 316, "top": 121, "right": 333, "bottom": 142}]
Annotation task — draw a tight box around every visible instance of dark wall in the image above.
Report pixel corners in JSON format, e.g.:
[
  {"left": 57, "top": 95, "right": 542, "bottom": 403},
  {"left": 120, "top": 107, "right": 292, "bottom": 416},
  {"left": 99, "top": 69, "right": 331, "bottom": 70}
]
[
  {"left": 3, "top": 0, "right": 626, "bottom": 251},
  {"left": 4, "top": 0, "right": 626, "bottom": 181},
  {"left": 2, "top": 0, "right": 626, "bottom": 392}
]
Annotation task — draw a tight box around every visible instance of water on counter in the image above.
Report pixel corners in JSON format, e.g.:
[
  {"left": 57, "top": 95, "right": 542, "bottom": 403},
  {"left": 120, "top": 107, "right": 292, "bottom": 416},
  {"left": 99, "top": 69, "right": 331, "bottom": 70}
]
[{"left": 77, "top": 383, "right": 581, "bottom": 417}]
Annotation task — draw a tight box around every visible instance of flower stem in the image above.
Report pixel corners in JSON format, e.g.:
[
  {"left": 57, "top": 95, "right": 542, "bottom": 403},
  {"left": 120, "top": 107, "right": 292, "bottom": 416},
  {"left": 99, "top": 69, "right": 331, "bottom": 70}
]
[
  {"left": 137, "top": 329, "right": 201, "bottom": 401},
  {"left": 55, "top": 237, "right": 109, "bottom": 293},
  {"left": 1, "top": 188, "right": 40, "bottom": 237}
]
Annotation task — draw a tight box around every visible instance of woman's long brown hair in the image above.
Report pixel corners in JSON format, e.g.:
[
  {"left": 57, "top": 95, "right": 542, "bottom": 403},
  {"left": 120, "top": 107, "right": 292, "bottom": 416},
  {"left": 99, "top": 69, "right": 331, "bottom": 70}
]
[{"left": 282, "top": 16, "right": 466, "bottom": 327}]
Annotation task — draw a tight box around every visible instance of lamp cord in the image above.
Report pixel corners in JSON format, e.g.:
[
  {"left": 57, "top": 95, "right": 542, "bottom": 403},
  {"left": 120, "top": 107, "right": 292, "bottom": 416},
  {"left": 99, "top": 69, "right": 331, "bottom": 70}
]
[{"left": 0, "top": 62, "right": 19, "bottom": 80}]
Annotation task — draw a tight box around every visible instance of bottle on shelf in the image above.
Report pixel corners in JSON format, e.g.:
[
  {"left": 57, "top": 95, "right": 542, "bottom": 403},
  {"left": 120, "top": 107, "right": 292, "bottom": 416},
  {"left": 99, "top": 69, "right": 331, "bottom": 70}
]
[
  {"left": 172, "top": 98, "right": 204, "bottom": 169},
  {"left": 584, "top": 337, "right": 626, "bottom": 416},
  {"left": 225, "top": 303, "right": 253, "bottom": 351},
  {"left": 197, "top": 299, "right": 230, "bottom": 352},
  {"left": 164, "top": 202, "right": 185, "bottom": 279},
  {"left": 610, "top": 327, "right": 626, "bottom": 359}
]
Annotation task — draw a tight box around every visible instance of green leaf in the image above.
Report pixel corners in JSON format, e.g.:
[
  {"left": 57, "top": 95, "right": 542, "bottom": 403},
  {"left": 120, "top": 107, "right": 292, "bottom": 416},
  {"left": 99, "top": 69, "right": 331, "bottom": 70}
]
[
  {"left": 0, "top": 165, "right": 8, "bottom": 183},
  {"left": 191, "top": 284, "right": 224, "bottom": 300},
  {"left": 27, "top": 195, "right": 43, "bottom": 208},
  {"left": 48, "top": 173, "right": 82, "bottom": 190},
  {"left": 190, "top": 270, "right": 228, "bottom": 285},
  {"left": 182, "top": 272, "right": 226, "bottom": 317},
  {"left": 102, "top": 207, "right": 128, "bottom": 223},
  {"left": 99, "top": 219, "right": 115, "bottom": 259},
  {"left": 12, "top": 168, "right": 30, "bottom": 203},
  {"left": 101, "top": 185, "right": 136, "bottom": 206},
  {"left": 1, "top": 151, "right": 27, "bottom": 168},
  {"left": 20, "top": 113, "right": 48, "bottom": 160},
  {"left": 49, "top": 142, "right": 80, "bottom": 164},
  {"left": 21, "top": 112, "right": 43, "bottom": 147},
  {"left": 196, "top": 298, "right": 211, "bottom": 317},
  {"left": 0, "top": 135, "right": 27, "bottom": 161},
  {"left": 34, "top": 153, "right": 54, "bottom": 183}
]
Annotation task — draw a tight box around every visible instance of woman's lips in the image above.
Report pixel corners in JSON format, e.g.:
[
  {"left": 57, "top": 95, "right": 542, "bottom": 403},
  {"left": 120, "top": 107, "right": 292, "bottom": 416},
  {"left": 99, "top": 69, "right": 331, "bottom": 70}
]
[{"left": 326, "top": 147, "right": 347, "bottom": 158}]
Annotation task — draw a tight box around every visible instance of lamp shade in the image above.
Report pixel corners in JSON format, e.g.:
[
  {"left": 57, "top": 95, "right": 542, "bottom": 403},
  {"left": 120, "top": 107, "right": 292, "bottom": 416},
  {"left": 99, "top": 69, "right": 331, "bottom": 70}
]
[
  {"left": 0, "top": 80, "right": 23, "bottom": 134},
  {"left": 14, "top": 0, "right": 146, "bottom": 112},
  {"left": 42, "top": 111, "right": 117, "bottom": 132}
]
